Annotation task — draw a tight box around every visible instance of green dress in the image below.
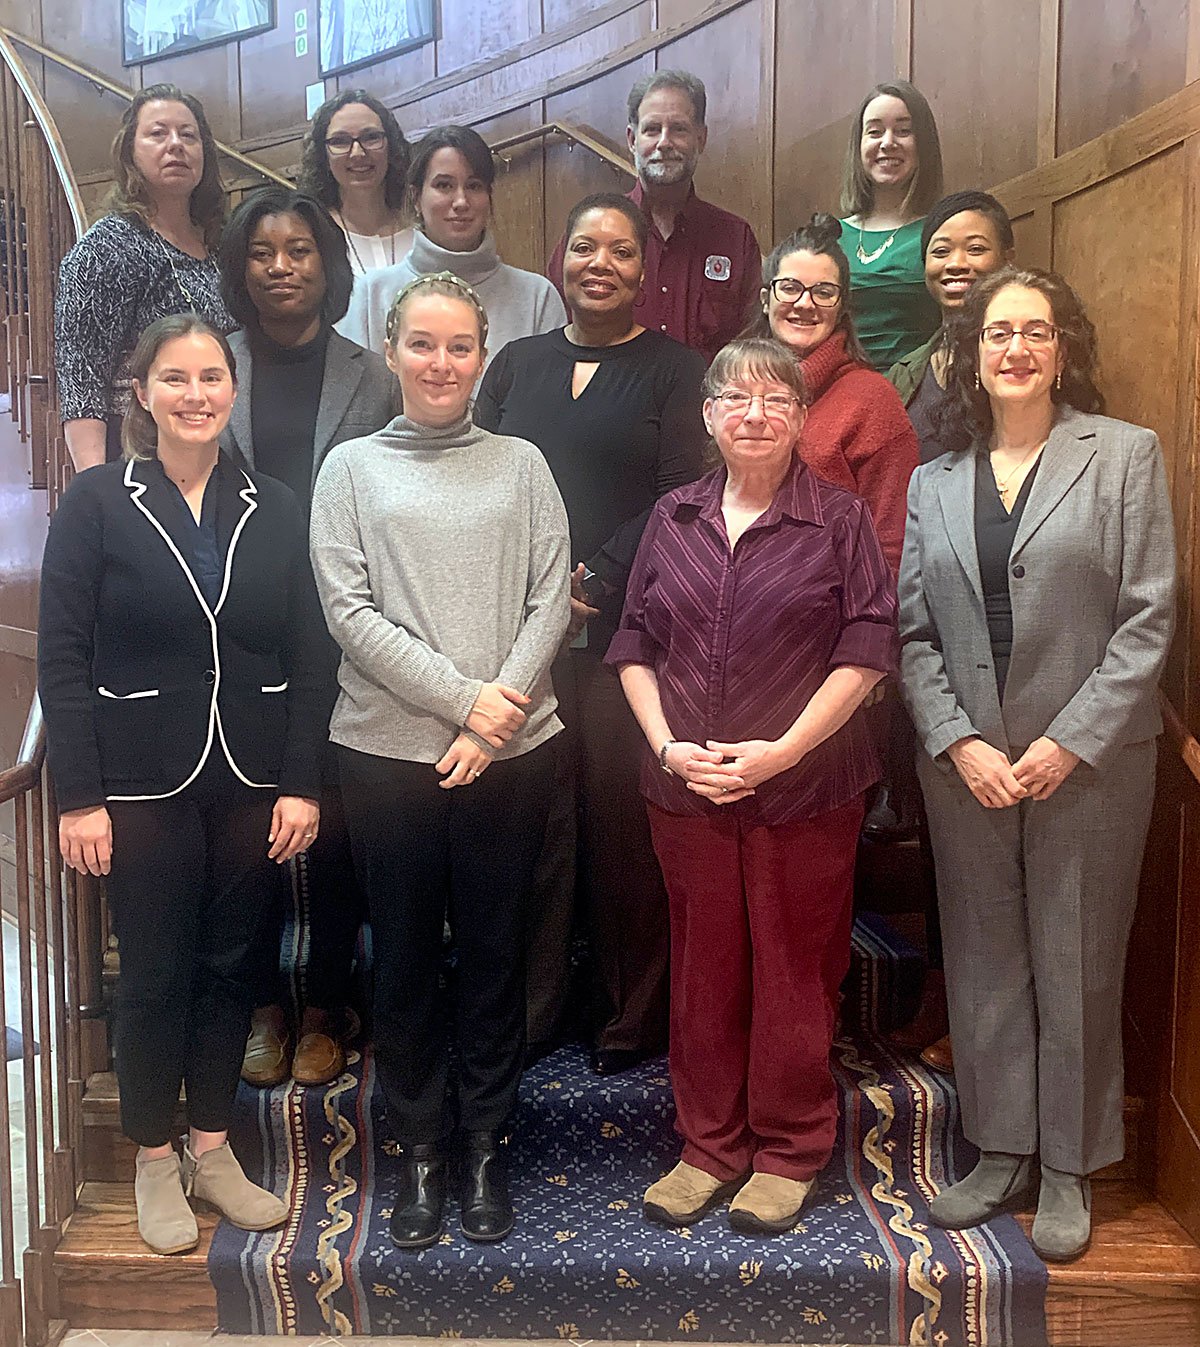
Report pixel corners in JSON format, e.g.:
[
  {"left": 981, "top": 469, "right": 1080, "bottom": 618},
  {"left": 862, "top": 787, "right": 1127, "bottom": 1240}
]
[{"left": 839, "top": 217, "right": 940, "bottom": 372}]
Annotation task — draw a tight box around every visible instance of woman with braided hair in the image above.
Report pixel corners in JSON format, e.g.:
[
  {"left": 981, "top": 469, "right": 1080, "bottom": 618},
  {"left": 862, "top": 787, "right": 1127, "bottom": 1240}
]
[{"left": 310, "top": 272, "right": 570, "bottom": 1249}]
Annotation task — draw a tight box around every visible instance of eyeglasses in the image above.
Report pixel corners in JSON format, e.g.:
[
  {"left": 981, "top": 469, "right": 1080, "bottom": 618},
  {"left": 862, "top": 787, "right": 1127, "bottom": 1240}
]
[
  {"left": 325, "top": 129, "right": 388, "bottom": 156},
  {"left": 768, "top": 278, "right": 842, "bottom": 307},
  {"left": 980, "top": 322, "right": 1060, "bottom": 348},
  {"left": 714, "top": 390, "right": 801, "bottom": 415}
]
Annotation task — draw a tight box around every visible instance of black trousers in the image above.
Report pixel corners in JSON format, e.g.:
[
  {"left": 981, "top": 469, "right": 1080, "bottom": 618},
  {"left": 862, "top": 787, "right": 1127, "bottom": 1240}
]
[
  {"left": 526, "top": 635, "right": 671, "bottom": 1055},
  {"left": 248, "top": 780, "right": 365, "bottom": 1012},
  {"left": 338, "top": 740, "right": 555, "bottom": 1144},
  {"left": 104, "top": 755, "right": 277, "bottom": 1146}
]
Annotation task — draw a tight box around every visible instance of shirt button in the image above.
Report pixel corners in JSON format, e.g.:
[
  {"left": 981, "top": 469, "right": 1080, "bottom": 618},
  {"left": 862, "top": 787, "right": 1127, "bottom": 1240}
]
[
  {"left": 203, "top": 669, "right": 216, "bottom": 684},
  {"left": 661, "top": 286, "right": 668, "bottom": 293},
  {"left": 660, "top": 324, "right": 668, "bottom": 331},
  {"left": 1011, "top": 564, "right": 1025, "bottom": 578}
]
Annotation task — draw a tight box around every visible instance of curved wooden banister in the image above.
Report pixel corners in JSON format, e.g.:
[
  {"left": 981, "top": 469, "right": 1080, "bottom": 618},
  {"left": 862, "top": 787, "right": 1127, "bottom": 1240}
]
[
  {"left": 0, "top": 695, "right": 43, "bottom": 803},
  {"left": 0, "top": 31, "right": 86, "bottom": 238},
  {"left": 1160, "top": 692, "right": 1200, "bottom": 788},
  {"left": 2, "top": 27, "right": 290, "bottom": 190},
  {"left": 490, "top": 121, "right": 634, "bottom": 178}
]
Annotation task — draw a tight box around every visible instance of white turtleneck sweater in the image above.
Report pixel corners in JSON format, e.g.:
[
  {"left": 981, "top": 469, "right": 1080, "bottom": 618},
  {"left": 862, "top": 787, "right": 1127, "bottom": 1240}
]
[
  {"left": 309, "top": 413, "right": 570, "bottom": 764},
  {"left": 335, "top": 229, "right": 567, "bottom": 371}
]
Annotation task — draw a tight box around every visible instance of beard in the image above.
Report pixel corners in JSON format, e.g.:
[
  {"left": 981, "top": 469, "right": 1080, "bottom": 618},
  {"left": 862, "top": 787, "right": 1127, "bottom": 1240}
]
[{"left": 636, "top": 150, "right": 696, "bottom": 187}]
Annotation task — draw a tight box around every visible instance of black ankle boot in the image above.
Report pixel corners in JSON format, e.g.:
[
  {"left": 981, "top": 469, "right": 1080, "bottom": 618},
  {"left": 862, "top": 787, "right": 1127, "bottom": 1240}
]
[
  {"left": 459, "top": 1130, "right": 513, "bottom": 1242},
  {"left": 389, "top": 1142, "right": 447, "bottom": 1250}
]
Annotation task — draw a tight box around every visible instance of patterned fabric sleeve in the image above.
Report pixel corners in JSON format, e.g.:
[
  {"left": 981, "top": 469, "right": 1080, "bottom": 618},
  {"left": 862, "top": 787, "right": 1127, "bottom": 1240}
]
[{"left": 55, "top": 216, "right": 144, "bottom": 422}]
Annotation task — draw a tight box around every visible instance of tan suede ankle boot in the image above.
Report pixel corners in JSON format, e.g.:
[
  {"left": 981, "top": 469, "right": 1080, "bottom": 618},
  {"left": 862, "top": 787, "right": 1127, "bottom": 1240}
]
[
  {"left": 728, "top": 1171, "right": 814, "bottom": 1234},
  {"left": 643, "top": 1160, "right": 747, "bottom": 1227},
  {"left": 184, "top": 1141, "right": 288, "bottom": 1231},
  {"left": 135, "top": 1150, "right": 199, "bottom": 1255}
]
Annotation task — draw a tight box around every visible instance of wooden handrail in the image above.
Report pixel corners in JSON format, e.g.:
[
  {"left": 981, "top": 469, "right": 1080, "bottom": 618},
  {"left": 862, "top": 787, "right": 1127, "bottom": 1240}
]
[
  {"left": 0, "top": 31, "right": 86, "bottom": 238},
  {"left": 2, "top": 27, "right": 290, "bottom": 190},
  {"left": 0, "top": 696, "right": 42, "bottom": 803},
  {"left": 1160, "top": 691, "right": 1200, "bottom": 788},
  {"left": 490, "top": 121, "right": 634, "bottom": 178}
]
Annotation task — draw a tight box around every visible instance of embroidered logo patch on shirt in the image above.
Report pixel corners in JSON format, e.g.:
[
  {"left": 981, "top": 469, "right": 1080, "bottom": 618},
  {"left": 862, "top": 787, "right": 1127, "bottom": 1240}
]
[{"left": 704, "top": 254, "right": 732, "bottom": 281}]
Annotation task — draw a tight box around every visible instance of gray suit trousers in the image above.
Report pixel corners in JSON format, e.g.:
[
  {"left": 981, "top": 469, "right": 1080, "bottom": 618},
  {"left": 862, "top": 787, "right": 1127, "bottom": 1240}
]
[{"left": 917, "top": 738, "right": 1155, "bottom": 1175}]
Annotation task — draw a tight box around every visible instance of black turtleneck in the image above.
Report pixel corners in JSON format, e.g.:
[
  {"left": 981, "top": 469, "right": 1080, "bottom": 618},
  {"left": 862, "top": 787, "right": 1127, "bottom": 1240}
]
[{"left": 249, "top": 326, "right": 330, "bottom": 512}]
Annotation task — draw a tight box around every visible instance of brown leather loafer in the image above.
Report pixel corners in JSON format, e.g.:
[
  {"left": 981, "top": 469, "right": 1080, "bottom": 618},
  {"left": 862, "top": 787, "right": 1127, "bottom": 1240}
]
[
  {"left": 291, "top": 1030, "right": 345, "bottom": 1087},
  {"left": 241, "top": 1005, "right": 291, "bottom": 1088},
  {"left": 920, "top": 1033, "right": 954, "bottom": 1075}
]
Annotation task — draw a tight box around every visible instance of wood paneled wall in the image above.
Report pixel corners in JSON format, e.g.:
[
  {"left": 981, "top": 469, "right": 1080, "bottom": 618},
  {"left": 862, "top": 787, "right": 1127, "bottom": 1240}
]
[
  {"left": 3, "top": 0, "right": 1197, "bottom": 270},
  {"left": 1, "top": 0, "right": 1199, "bottom": 1241}
]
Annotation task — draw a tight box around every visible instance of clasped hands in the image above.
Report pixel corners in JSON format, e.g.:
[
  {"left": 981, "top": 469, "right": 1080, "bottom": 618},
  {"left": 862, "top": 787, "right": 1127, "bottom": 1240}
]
[
  {"left": 440, "top": 679, "right": 533, "bottom": 789},
  {"left": 663, "top": 737, "right": 794, "bottom": 805},
  {"left": 946, "top": 734, "right": 1080, "bottom": 809}
]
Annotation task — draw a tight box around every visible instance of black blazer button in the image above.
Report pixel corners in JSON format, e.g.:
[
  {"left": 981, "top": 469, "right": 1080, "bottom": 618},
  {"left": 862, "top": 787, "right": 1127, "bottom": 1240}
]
[
  {"left": 203, "top": 669, "right": 216, "bottom": 684},
  {"left": 1011, "top": 564, "right": 1025, "bottom": 578}
]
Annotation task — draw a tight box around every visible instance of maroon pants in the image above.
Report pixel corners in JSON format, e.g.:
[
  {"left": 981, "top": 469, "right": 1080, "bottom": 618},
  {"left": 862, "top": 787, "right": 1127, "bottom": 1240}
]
[{"left": 648, "top": 794, "right": 864, "bottom": 1182}]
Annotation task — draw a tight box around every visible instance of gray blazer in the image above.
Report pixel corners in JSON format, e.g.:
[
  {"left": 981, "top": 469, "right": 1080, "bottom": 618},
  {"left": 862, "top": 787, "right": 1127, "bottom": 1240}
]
[
  {"left": 221, "top": 328, "right": 396, "bottom": 492},
  {"left": 899, "top": 406, "right": 1176, "bottom": 771}
]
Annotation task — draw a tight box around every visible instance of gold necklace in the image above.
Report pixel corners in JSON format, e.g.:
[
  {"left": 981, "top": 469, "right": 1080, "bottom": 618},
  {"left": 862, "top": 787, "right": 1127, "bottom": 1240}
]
[{"left": 991, "top": 440, "right": 1045, "bottom": 505}]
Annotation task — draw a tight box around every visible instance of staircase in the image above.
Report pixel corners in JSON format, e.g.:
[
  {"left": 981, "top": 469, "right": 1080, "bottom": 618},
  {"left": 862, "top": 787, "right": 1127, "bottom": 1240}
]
[{"left": 53, "top": 920, "right": 1200, "bottom": 1346}]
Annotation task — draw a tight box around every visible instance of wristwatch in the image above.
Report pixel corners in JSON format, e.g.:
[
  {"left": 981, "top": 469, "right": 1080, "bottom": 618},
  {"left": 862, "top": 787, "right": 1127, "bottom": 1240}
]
[{"left": 658, "top": 739, "right": 678, "bottom": 774}]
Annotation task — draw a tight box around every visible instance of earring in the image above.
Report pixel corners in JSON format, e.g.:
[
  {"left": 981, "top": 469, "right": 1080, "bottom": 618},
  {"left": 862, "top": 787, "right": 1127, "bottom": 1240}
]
[
  {"left": 1055, "top": 371, "right": 1062, "bottom": 391},
  {"left": 973, "top": 372, "right": 980, "bottom": 391}
]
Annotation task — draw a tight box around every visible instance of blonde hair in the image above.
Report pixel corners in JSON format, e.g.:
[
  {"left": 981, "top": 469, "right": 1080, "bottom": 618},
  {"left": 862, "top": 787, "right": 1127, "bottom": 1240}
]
[{"left": 384, "top": 271, "right": 489, "bottom": 347}]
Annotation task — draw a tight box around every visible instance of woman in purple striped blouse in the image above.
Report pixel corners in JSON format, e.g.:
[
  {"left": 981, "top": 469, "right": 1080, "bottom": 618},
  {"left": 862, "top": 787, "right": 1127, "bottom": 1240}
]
[{"left": 606, "top": 337, "right": 897, "bottom": 1235}]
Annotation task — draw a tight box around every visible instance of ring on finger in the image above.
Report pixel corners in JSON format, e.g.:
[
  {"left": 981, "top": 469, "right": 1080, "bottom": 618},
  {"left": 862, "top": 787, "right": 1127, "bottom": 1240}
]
[{"left": 469, "top": 769, "right": 480, "bottom": 779}]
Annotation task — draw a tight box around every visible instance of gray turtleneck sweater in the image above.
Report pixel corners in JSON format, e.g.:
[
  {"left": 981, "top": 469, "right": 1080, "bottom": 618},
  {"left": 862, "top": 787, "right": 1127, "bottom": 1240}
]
[
  {"left": 336, "top": 229, "right": 567, "bottom": 368},
  {"left": 309, "top": 414, "right": 570, "bottom": 763}
]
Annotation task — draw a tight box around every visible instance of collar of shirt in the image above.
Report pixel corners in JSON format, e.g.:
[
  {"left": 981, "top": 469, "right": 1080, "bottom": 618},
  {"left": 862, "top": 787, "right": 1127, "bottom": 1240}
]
[
  {"left": 628, "top": 180, "right": 703, "bottom": 241},
  {"left": 669, "top": 457, "right": 826, "bottom": 534}
]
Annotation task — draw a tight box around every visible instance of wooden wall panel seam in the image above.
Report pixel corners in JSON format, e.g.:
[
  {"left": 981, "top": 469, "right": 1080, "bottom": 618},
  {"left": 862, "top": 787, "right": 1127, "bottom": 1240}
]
[
  {"left": 893, "top": 0, "right": 913, "bottom": 80},
  {"left": 1036, "top": 0, "right": 1061, "bottom": 163},
  {"left": 994, "top": 78, "right": 1200, "bottom": 217}
]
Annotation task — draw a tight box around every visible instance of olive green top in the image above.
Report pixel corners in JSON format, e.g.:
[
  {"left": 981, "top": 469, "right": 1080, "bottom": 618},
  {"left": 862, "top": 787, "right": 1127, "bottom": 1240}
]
[{"left": 840, "top": 217, "right": 940, "bottom": 372}]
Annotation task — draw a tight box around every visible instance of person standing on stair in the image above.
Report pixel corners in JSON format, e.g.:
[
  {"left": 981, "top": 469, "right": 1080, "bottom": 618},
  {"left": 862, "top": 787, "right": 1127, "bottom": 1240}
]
[
  {"left": 310, "top": 273, "right": 570, "bottom": 1249},
  {"left": 38, "top": 314, "right": 328, "bottom": 1255},
  {"left": 56, "top": 83, "right": 233, "bottom": 472},
  {"left": 899, "top": 268, "right": 1176, "bottom": 1262},
  {"left": 217, "top": 185, "right": 395, "bottom": 1092},
  {"left": 608, "top": 337, "right": 896, "bottom": 1235}
]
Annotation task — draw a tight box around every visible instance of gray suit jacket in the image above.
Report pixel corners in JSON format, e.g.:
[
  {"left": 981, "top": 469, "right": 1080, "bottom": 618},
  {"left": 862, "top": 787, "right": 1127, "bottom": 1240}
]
[
  {"left": 899, "top": 406, "right": 1176, "bottom": 771},
  {"left": 221, "top": 328, "right": 396, "bottom": 492}
]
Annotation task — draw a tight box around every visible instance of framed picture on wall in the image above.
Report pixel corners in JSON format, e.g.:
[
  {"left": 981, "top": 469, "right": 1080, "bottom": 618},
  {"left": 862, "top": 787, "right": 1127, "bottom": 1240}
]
[
  {"left": 319, "top": 0, "right": 436, "bottom": 78},
  {"left": 123, "top": 0, "right": 275, "bottom": 65}
]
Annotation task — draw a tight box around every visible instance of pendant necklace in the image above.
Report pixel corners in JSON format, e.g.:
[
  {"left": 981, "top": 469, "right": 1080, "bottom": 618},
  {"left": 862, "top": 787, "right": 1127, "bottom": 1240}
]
[
  {"left": 991, "top": 440, "right": 1045, "bottom": 507},
  {"left": 343, "top": 218, "right": 398, "bottom": 273},
  {"left": 153, "top": 228, "right": 215, "bottom": 308},
  {"left": 856, "top": 223, "right": 898, "bottom": 265}
]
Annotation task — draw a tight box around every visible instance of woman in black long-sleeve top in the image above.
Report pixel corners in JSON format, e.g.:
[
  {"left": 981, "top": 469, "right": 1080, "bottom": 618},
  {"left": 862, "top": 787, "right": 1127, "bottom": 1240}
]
[
  {"left": 475, "top": 191, "right": 706, "bottom": 1072},
  {"left": 39, "top": 314, "right": 327, "bottom": 1257}
]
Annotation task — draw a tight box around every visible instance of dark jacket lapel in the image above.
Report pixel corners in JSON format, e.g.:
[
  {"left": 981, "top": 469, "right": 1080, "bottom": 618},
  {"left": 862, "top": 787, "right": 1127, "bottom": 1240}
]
[
  {"left": 223, "top": 329, "right": 255, "bottom": 470},
  {"left": 313, "top": 331, "right": 366, "bottom": 481}
]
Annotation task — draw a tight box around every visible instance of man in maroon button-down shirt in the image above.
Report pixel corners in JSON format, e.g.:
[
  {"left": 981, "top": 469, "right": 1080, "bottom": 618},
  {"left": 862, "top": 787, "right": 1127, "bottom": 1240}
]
[{"left": 548, "top": 70, "right": 762, "bottom": 364}]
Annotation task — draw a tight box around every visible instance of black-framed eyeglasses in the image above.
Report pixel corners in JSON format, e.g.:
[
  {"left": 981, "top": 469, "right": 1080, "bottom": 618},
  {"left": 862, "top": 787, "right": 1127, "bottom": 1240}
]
[
  {"left": 768, "top": 278, "right": 842, "bottom": 307},
  {"left": 714, "top": 390, "right": 801, "bottom": 416},
  {"left": 979, "top": 322, "right": 1060, "bottom": 348},
  {"left": 325, "top": 129, "right": 388, "bottom": 156}
]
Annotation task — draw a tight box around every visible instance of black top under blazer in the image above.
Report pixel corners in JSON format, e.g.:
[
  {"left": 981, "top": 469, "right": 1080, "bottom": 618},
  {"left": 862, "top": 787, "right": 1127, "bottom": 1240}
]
[{"left": 38, "top": 455, "right": 330, "bottom": 814}]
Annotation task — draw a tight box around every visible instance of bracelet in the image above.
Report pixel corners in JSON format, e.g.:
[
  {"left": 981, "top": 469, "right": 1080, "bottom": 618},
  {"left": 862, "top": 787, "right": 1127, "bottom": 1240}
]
[{"left": 658, "top": 739, "right": 678, "bottom": 775}]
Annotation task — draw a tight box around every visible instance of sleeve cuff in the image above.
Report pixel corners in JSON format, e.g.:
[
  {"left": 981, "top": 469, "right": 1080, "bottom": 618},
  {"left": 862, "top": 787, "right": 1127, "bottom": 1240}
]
[
  {"left": 603, "top": 629, "right": 660, "bottom": 669},
  {"left": 830, "top": 619, "right": 898, "bottom": 675}
]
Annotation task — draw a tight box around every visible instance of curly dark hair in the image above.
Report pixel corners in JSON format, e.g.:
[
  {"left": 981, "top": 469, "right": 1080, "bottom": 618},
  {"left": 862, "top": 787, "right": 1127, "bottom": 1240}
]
[
  {"left": 218, "top": 186, "right": 354, "bottom": 332},
  {"left": 564, "top": 192, "right": 648, "bottom": 258},
  {"left": 935, "top": 266, "right": 1104, "bottom": 455},
  {"left": 297, "top": 89, "right": 410, "bottom": 212},
  {"left": 741, "top": 212, "right": 870, "bottom": 366},
  {"left": 108, "top": 84, "right": 225, "bottom": 250}
]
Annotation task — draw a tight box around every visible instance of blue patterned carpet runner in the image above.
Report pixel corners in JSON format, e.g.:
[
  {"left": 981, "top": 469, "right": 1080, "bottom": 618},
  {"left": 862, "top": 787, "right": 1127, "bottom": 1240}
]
[{"left": 211, "top": 917, "right": 1048, "bottom": 1344}]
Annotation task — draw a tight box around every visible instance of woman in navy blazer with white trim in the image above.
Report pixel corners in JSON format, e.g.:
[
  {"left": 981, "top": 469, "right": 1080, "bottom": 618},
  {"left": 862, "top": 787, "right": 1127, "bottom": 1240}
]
[{"left": 38, "top": 314, "right": 328, "bottom": 1256}]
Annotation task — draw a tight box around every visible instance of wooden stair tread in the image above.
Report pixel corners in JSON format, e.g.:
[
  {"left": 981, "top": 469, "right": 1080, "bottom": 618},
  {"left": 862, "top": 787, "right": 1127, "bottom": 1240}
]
[{"left": 57, "top": 1180, "right": 218, "bottom": 1264}]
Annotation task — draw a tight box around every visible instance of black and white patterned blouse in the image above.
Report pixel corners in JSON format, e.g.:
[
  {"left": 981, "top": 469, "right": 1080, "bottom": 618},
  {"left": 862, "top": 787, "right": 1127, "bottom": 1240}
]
[{"left": 55, "top": 212, "right": 233, "bottom": 422}]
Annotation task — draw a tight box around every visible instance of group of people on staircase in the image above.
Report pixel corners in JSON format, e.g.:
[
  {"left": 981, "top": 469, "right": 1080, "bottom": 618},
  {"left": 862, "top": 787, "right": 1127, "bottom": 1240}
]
[{"left": 39, "top": 69, "right": 1175, "bottom": 1270}]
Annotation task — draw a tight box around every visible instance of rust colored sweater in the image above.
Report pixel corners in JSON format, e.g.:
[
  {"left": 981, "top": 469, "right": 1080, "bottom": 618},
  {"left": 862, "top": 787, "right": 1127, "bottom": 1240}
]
[{"left": 797, "top": 329, "right": 918, "bottom": 576}]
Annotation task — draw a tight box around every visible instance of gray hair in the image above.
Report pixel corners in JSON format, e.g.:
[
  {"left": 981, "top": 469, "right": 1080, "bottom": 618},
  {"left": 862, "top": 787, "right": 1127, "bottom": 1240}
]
[{"left": 626, "top": 70, "right": 706, "bottom": 128}]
